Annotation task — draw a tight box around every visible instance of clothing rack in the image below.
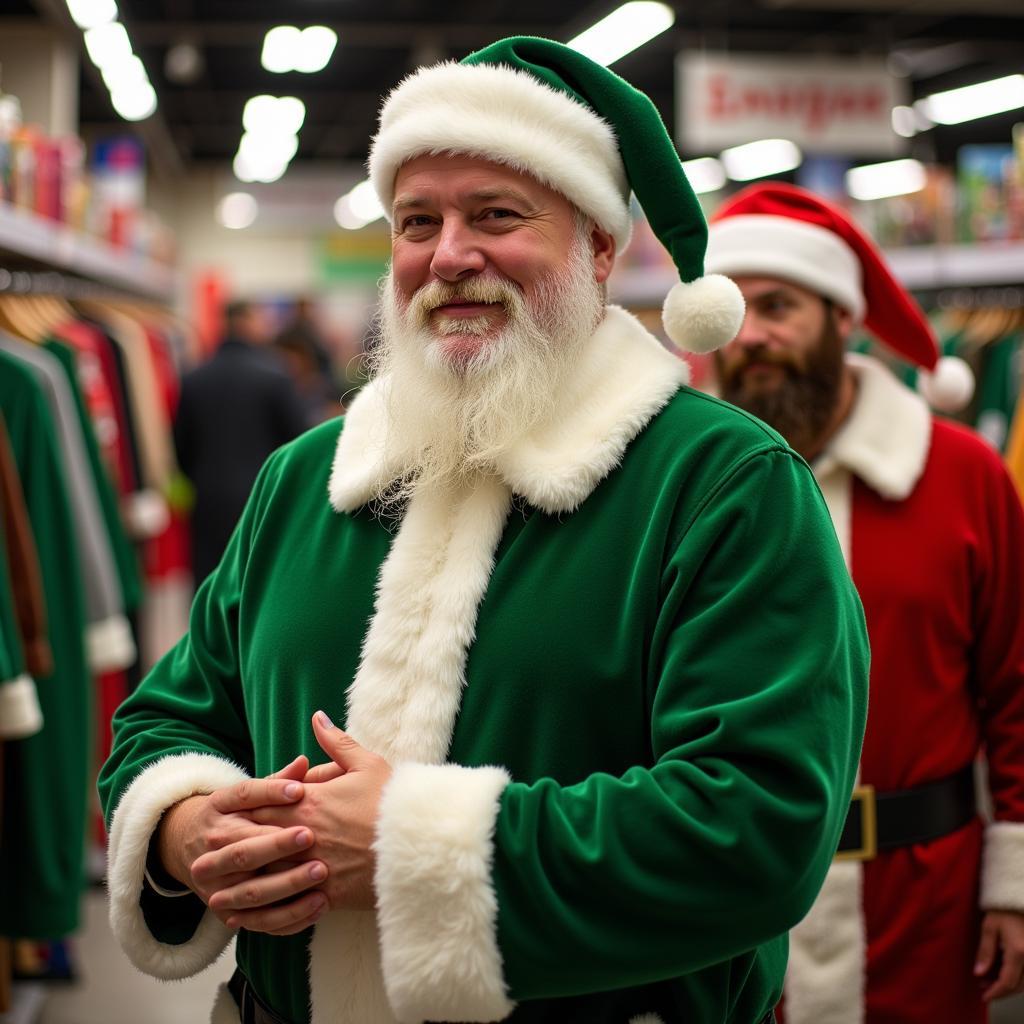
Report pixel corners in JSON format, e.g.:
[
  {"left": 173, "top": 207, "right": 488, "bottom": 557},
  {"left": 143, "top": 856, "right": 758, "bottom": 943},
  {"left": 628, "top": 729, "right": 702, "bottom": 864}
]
[
  {"left": 935, "top": 286, "right": 1024, "bottom": 310},
  {"left": 0, "top": 268, "right": 131, "bottom": 302}
]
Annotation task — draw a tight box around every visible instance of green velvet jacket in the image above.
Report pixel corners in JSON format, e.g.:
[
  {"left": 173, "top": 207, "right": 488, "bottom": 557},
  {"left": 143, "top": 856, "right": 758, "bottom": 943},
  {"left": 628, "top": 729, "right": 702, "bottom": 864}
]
[{"left": 99, "top": 307, "right": 868, "bottom": 1024}]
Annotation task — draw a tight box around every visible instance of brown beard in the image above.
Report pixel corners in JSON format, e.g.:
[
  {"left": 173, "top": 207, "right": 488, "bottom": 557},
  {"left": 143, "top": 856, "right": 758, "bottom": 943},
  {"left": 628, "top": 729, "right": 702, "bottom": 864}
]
[{"left": 717, "top": 314, "right": 844, "bottom": 455}]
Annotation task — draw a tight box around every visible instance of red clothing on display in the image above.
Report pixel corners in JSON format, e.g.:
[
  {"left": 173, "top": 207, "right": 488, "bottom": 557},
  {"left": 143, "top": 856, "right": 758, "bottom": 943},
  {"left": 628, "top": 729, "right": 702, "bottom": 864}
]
[{"left": 785, "top": 355, "right": 1024, "bottom": 1024}]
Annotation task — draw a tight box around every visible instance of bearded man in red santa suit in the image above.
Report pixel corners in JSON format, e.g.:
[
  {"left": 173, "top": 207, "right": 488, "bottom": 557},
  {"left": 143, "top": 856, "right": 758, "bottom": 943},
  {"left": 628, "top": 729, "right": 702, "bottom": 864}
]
[{"left": 705, "top": 182, "right": 1024, "bottom": 1024}]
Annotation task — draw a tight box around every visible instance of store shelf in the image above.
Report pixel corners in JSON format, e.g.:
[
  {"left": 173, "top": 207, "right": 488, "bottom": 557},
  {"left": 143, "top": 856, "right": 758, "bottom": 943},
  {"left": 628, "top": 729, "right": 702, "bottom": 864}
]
[
  {"left": 0, "top": 203, "right": 175, "bottom": 301},
  {"left": 885, "top": 242, "right": 1024, "bottom": 291},
  {"left": 609, "top": 241, "right": 1024, "bottom": 307}
]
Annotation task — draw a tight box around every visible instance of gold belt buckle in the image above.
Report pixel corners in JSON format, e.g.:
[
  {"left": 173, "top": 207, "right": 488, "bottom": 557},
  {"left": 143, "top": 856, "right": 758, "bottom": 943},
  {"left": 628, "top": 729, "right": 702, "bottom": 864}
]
[{"left": 835, "top": 784, "right": 877, "bottom": 862}]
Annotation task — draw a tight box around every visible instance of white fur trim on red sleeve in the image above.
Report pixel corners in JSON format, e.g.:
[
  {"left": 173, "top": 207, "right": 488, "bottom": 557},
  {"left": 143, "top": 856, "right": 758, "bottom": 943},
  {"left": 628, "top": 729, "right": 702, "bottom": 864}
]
[
  {"left": 981, "top": 822, "right": 1024, "bottom": 911},
  {"left": 106, "top": 751, "right": 248, "bottom": 979},
  {"left": 374, "top": 761, "right": 514, "bottom": 1023}
]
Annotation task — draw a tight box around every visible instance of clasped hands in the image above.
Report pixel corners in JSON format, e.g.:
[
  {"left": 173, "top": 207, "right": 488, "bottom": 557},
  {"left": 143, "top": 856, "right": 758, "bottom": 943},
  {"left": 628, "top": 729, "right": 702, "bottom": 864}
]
[{"left": 156, "top": 710, "right": 392, "bottom": 936}]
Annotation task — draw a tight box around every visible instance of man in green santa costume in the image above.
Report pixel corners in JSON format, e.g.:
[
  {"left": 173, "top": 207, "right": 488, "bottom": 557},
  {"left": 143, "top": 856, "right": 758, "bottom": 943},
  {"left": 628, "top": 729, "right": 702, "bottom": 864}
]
[{"left": 99, "top": 37, "right": 869, "bottom": 1024}]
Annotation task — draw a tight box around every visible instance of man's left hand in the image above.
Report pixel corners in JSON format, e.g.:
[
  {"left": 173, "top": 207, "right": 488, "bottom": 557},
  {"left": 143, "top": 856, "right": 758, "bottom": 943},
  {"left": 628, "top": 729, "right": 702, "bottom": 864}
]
[
  {"left": 975, "top": 910, "right": 1024, "bottom": 1001},
  {"left": 249, "top": 711, "right": 392, "bottom": 911}
]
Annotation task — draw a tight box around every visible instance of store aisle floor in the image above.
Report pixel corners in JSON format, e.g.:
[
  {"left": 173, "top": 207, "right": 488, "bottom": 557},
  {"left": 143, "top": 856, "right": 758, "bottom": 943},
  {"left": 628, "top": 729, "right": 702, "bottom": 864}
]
[
  {"left": 7, "top": 887, "right": 1024, "bottom": 1023},
  {"left": 14, "top": 890, "right": 234, "bottom": 1024}
]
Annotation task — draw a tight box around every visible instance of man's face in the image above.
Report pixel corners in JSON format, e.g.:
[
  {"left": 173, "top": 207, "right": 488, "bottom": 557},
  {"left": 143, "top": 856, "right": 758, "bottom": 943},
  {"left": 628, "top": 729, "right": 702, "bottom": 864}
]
[
  {"left": 390, "top": 153, "right": 614, "bottom": 369},
  {"left": 716, "top": 277, "right": 852, "bottom": 449}
]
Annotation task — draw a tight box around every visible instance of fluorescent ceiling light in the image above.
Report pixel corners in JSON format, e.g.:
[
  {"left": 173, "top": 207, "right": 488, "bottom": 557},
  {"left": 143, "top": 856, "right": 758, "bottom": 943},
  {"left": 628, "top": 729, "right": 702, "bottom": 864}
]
[
  {"left": 296, "top": 27, "right": 337, "bottom": 74},
  {"left": 111, "top": 80, "right": 157, "bottom": 121},
  {"left": 333, "top": 196, "right": 367, "bottom": 230},
  {"left": 567, "top": 2, "right": 674, "bottom": 67},
  {"left": 66, "top": 0, "right": 117, "bottom": 30},
  {"left": 217, "top": 192, "right": 258, "bottom": 230},
  {"left": 262, "top": 25, "right": 338, "bottom": 74},
  {"left": 348, "top": 180, "right": 384, "bottom": 222},
  {"left": 846, "top": 158, "right": 926, "bottom": 202},
  {"left": 243, "top": 95, "right": 305, "bottom": 136},
  {"left": 101, "top": 53, "right": 148, "bottom": 94},
  {"left": 239, "top": 130, "right": 298, "bottom": 166},
  {"left": 682, "top": 157, "right": 726, "bottom": 195},
  {"left": 83, "top": 22, "right": 132, "bottom": 69},
  {"left": 916, "top": 74, "right": 1024, "bottom": 125},
  {"left": 334, "top": 180, "right": 384, "bottom": 229},
  {"left": 721, "top": 138, "right": 802, "bottom": 181},
  {"left": 262, "top": 26, "right": 299, "bottom": 74},
  {"left": 891, "top": 105, "right": 918, "bottom": 139},
  {"left": 234, "top": 132, "right": 298, "bottom": 183},
  {"left": 233, "top": 150, "right": 288, "bottom": 184}
]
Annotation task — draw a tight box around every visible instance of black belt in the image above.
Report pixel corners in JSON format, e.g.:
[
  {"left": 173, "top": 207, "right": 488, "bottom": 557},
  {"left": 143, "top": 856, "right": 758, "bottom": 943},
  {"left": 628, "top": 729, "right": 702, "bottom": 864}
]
[
  {"left": 836, "top": 764, "right": 976, "bottom": 861},
  {"left": 228, "top": 966, "right": 778, "bottom": 1024},
  {"left": 229, "top": 968, "right": 292, "bottom": 1024}
]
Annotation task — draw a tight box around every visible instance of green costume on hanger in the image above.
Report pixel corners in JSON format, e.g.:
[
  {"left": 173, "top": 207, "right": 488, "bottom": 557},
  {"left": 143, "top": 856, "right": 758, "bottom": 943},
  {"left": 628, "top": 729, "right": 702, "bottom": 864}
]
[
  {"left": 44, "top": 338, "right": 142, "bottom": 613},
  {"left": 0, "top": 350, "right": 90, "bottom": 939}
]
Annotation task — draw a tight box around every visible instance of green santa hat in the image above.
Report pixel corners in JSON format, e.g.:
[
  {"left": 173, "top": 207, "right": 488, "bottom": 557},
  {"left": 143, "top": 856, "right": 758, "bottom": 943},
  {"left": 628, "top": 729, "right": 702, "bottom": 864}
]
[{"left": 368, "top": 35, "right": 745, "bottom": 354}]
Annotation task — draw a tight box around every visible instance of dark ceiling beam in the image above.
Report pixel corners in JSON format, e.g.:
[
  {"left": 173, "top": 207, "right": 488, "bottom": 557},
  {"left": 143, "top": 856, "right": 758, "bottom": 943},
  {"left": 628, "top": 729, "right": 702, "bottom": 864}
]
[
  {"left": 128, "top": 21, "right": 558, "bottom": 47},
  {"left": 28, "top": 0, "right": 188, "bottom": 179}
]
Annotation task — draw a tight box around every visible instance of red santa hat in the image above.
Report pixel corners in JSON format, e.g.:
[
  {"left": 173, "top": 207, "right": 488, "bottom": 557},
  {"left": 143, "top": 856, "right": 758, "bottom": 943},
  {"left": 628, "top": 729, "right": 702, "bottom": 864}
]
[{"left": 705, "top": 182, "right": 973, "bottom": 412}]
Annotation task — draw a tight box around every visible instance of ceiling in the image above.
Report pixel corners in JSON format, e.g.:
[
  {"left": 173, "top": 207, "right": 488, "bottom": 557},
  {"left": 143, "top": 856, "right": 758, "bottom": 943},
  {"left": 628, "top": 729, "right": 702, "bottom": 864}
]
[{"left": 8, "top": 0, "right": 1024, "bottom": 176}]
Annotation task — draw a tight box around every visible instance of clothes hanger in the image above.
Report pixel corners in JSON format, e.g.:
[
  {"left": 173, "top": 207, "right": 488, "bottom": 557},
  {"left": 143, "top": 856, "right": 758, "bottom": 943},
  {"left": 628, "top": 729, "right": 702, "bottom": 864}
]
[{"left": 0, "top": 294, "right": 47, "bottom": 343}]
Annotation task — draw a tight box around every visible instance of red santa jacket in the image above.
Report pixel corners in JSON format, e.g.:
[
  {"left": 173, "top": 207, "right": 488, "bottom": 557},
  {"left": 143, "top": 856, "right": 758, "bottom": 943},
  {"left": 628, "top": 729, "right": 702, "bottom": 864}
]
[{"left": 785, "top": 354, "right": 1024, "bottom": 1024}]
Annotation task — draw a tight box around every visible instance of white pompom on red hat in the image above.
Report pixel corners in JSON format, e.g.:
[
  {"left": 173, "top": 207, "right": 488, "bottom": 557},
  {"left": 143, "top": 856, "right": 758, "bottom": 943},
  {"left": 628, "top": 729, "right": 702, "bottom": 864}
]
[
  {"left": 705, "top": 183, "right": 974, "bottom": 412},
  {"left": 917, "top": 356, "right": 975, "bottom": 411}
]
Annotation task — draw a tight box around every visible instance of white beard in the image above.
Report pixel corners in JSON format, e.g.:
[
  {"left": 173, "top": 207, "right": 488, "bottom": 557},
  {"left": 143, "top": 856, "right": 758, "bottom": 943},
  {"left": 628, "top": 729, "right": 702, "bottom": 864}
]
[{"left": 366, "top": 231, "right": 604, "bottom": 510}]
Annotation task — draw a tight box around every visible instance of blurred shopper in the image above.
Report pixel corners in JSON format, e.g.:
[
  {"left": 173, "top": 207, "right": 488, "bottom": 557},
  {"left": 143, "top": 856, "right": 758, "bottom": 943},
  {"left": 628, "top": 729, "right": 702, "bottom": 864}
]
[
  {"left": 274, "top": 311, "right": 340, "bottom": 425},
  {"left": 100, "top": 41, "right": 868, "bottom": 1024},
  {"left": 173, "top": 299, "right": 308, "bottom": 584},
  {"left": 707, "top": 182, "right": 1024, "bottom": 1024}
]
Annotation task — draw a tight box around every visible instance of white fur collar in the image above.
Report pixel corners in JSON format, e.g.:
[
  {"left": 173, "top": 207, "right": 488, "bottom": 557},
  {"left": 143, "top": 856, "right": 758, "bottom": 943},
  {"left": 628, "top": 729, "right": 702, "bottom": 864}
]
[
  {"left": 815, "top": 353, "right": 932, "bottom": 501},
  {"left": 328, "top": 305, "right": 689, "bottom": 515}
]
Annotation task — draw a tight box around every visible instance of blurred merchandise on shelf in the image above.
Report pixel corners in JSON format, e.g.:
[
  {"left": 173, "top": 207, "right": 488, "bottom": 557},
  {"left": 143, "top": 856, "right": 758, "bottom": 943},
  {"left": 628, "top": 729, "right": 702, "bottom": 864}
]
[
  {"left": 0, "top": 88, "right": 174, "bottom": 268},
  {"left": 854, "top": 165, "right": 958, "bottom": 248},
  {"left": 797, "top": 154, "right": 851, "bottom": 203},
  {"left": 957, "top": 143, "right": 1024, "bottom": 243},
  {"left": 0, "top": 91, "right": 20, "bottom": 204}
]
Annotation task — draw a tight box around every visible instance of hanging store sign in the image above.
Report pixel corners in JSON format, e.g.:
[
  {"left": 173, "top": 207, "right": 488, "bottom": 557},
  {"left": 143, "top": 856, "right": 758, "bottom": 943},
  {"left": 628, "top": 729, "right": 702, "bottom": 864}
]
[{"left": 677, "top": 52, "right": 907, "bottom": 156}]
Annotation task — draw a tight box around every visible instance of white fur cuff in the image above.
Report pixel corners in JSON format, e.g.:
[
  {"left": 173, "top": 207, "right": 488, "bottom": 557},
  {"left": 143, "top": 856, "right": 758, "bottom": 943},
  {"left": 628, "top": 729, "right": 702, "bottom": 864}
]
[
  {"left": 86, "top": 614, "right": 137, "bottom": 673},
  {"left": 107, "top": 751, "right": 248, "bottom": 979},
  {"left": 0, "top": 673, "right": 43, "bottom": 740},
  {"left": 375, "top": 762, "right": 514, "bottom": 1023},
  {"left": 981, "top": 822, "right": 1024, "bottom": 911}
]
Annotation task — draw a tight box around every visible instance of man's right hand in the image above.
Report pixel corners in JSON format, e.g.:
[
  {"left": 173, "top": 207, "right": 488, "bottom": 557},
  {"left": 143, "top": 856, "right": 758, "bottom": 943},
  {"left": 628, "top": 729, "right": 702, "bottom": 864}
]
[{"left": 156, "top": 772, "right": 329, "bottom": 937}]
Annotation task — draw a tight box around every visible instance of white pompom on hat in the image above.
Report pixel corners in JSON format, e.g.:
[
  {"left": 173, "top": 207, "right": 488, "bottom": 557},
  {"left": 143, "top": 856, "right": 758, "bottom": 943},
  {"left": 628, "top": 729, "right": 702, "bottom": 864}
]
[{"left": 705, "top": 182, "right": 974, "bottom": 412}]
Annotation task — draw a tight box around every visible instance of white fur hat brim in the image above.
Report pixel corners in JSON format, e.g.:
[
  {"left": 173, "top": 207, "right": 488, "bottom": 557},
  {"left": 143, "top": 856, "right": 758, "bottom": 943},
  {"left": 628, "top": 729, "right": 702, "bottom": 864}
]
[
  {"left": 368, "top": 61, "right": 633, "bottom": 249},
  {"left": 706, "top": 214, "right": 866, "bottom": 323}
]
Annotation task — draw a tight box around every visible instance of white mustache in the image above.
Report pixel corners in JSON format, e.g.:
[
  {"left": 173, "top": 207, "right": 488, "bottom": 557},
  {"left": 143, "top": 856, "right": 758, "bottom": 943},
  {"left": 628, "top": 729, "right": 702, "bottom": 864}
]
[{"left": 408, "top": 277, "right": 522, "bottom": 328}]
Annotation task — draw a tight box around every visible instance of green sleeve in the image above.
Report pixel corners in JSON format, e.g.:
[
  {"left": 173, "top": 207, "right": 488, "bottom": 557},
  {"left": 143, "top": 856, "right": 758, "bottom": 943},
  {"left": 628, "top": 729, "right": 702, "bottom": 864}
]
[
  {"left": 97, "top": 453, "right": 280, "bottom": 819},
  {"left": 492, "top": 448, "right": 869, "bottom": 999},
  {"left": 97, "top": 455, "right": 281, "bottom": 947}
]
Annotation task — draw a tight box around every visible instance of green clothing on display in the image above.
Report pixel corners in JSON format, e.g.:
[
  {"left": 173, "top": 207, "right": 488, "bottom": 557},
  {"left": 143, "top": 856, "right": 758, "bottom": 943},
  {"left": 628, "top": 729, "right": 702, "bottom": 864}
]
[
  {"left": 0, "top": 350, "right": 90, "bottom": 939},
  {"left": 0, "top": 509, "right": 35, "bottom": 737},
  {"left": 101, "top": 309, "right": 868, "bottom": 1024},
  {"left": 44, "top": 338, "right": 142, "bottom": 613},
  {"left": 975, "top": 333, "right": 1021, "bottom": 452}
]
